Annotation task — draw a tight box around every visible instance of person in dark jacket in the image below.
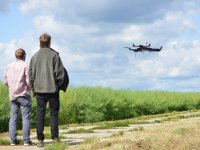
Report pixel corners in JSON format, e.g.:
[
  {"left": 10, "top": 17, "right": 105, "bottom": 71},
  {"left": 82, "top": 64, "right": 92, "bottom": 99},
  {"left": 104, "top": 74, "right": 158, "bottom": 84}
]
[{"left": 29, "top": 33, "right": 69, "bottom": 147}]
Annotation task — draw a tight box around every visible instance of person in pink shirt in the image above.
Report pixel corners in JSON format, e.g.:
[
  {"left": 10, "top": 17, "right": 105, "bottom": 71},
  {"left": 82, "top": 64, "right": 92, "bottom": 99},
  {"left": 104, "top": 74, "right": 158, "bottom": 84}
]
[{"left": 3, "top": 49, "right": 34, "bottom": 146}]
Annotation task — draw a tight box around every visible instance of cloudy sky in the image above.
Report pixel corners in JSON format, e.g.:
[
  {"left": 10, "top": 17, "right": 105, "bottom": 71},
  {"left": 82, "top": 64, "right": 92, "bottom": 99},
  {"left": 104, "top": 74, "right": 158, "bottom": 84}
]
[{"left": 1, "top": 0, "right": 200, "bottom": 91}]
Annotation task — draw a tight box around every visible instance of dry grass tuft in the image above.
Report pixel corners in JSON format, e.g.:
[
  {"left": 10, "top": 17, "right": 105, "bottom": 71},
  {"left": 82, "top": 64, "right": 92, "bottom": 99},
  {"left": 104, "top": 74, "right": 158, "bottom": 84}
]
[{"left": 69, "top": 117, "right": 200, "bottom": 150}]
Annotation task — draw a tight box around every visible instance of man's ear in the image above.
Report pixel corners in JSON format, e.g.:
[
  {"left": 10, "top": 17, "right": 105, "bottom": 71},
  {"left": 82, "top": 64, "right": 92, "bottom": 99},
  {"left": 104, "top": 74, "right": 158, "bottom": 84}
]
[{"left": 23, "top": 55, "right": 26, "bottom": 61}]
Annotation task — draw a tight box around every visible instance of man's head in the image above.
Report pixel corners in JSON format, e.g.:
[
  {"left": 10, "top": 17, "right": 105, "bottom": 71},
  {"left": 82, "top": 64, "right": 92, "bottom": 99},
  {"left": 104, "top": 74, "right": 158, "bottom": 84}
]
[
  {"left": 15, "top": 48, "right": 26, "bottom": 60},
  {"left": 39, "top": 33, "right": 51, "bottom": 48}
]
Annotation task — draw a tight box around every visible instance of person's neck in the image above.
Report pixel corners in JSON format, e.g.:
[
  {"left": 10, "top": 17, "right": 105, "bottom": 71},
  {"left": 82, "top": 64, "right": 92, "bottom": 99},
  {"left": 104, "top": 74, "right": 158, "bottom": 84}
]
[{"left": 16, "top": 59, "right": 24, "bottom": 61}]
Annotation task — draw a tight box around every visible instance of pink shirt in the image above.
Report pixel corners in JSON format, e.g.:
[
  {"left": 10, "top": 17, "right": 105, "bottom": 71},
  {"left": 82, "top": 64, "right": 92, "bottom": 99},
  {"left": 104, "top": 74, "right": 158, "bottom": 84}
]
[{"left": 3, "top": 60, "right": 30, "bottom": 100}]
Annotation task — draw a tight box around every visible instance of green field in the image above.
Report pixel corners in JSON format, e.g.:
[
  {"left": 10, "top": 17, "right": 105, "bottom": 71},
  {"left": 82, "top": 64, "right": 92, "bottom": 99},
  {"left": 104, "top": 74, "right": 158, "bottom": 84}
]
[{"left": 0, "top": 82, "right": 200, "bottom": 132}]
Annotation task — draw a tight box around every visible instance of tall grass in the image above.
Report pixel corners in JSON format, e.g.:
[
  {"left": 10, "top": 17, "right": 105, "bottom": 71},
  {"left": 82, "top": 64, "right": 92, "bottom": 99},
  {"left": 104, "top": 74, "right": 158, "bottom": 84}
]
[
  {"left": 1, "top": 82, "right": 200, "bottom": 132},
  {"left": 59, "top": 86, "right": 200, "bottom": 124},
  {"left": 0, "top": 82, "right": 10, "bottom": 132}
]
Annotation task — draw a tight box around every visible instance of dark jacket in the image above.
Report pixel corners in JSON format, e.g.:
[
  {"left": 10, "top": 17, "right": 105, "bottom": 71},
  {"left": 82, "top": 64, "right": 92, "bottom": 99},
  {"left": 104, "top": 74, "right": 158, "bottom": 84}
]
[
  {"left": 60, "top": 67, "right": 69, "bottom": 92},
  {"left": 29, "top": 48, "right": 69, "bottom": 93}
]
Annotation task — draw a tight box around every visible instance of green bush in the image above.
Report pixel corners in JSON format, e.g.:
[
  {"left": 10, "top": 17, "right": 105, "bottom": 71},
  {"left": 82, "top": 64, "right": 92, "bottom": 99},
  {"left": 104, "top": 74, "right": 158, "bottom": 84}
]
[{"left": 1, "top": 82, "right": 200, "bottom": 132}]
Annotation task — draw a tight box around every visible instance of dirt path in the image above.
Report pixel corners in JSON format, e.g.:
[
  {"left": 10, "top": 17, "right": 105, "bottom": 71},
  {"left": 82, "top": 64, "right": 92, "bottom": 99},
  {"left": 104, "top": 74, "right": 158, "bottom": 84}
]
[
  {"left": 0, "top": 146, "right": 41, "bottom": 150},
  {"left": 1, "top": 111, "right": 200, "bottom": 150}
]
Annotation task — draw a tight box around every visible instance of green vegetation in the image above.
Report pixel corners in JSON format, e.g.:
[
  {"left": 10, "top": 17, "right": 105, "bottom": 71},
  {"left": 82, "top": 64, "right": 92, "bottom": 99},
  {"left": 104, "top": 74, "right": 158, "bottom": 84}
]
[
  {"left": 84, "top": 137, "right": 98, "bottom": 144},
  {"left": 173, "top": 127, "right": 189, "bottom": 135},
  {"left": 66, "top": 128, "right": 94, "bottom": 134},
  {"left": 0, "top": 139, "right": 10, "bottom": 145},
  {"left": 0, "top": 82, "right": 10, "bottom": 132},
  {"left": 111, "top": 131, "right": 124, "bottom": 137},
  {"left": 44, "top": 142, "right": 68, "bottom": 150},
  {"left": 1, "top": 82, "right": 200, "bottom": 132}
]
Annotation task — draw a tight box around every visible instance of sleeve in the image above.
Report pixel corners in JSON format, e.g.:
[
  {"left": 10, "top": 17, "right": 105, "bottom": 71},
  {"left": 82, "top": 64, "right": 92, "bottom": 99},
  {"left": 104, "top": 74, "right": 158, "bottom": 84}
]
[
  {"left": 29, "top": 59, "right": 35, "bottom": 91},
  {"left": 54, "top": 55, "right": 66, "bottom": 91},
  {"left": 3, "top": 67, "right": 8, "bottom": 87},
  {"left": 62, "top": 67, "right": 69, "bottom": 92},
  {"left": 25, "top": 65, "right": 31, "bottom": 92}
]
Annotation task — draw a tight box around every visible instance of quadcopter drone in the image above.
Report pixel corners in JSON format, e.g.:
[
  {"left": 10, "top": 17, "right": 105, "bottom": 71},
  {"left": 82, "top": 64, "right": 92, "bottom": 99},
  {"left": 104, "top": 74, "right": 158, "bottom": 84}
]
[{"left": 124, "top": 43, "right": 162, "bottom": 56}]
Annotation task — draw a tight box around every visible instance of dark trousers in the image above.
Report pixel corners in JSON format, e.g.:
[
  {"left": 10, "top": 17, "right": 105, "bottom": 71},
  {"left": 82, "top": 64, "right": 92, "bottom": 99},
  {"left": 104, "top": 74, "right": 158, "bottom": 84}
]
[{"left": 36, "top": 93, "right": 60, "bottom": 141}]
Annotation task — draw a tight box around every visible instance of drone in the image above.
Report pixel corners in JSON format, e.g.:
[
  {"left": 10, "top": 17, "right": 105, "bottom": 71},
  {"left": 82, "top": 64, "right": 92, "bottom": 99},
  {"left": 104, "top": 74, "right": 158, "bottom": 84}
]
[{"left": 124, "top": 43, "right": 163, "bottom": 56}]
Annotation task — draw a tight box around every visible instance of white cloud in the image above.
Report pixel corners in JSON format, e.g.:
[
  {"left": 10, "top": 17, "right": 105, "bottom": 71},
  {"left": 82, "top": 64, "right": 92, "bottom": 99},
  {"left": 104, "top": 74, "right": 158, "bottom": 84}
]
[
  {"left": 20, "top": 0, "right": 59, "bottom": 14},
  {"left": 0, "top": 40, "right": 27, "bottom": 79},
  {"left": 105, "top": 7, "right": 197, "bottom": 46},
  {"left": 33, "top": 15, "right": 99, "bottom": 42},
  {"left": 1, "top": 0, "right": 200, "bottom": 91},
  {"left": 168, "top": 67, "right": 180, "bottom": 77},
  {"left": 19, "top": 0, "right": 172, "bottom": 23},
  {"left": 105, "top": 25, "right": 143, "bottom": 43}
]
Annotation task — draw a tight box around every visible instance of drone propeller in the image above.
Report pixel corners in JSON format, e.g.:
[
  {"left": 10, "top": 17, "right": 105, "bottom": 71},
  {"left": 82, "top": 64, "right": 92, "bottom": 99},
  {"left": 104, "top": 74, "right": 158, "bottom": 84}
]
[
  {"left": 132, "top": 44, "right": 139, "bottom": 47},
  {"left": 144, "top": 42, "right": 151, "bottom": 47},
  {"left": 146, "top": 42, "right": 150, "bottom": 46}
]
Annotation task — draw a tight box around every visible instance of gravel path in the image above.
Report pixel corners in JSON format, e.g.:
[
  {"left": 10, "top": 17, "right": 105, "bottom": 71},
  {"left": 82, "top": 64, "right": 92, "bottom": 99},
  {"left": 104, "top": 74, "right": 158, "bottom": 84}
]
[{"left": 1, "top": 111, "right": 200, "bottom": 150}]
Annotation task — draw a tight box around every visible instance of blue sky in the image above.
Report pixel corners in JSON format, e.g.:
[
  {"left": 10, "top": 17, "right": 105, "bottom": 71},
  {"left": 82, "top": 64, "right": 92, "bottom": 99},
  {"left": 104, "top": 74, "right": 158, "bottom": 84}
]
[{"left": 1, "top": 0, "right": 200, "bottom": 91}]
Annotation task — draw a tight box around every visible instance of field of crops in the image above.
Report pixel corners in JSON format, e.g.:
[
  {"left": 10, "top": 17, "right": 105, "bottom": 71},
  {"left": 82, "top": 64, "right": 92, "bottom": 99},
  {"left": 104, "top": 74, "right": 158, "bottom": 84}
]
[{"left": 0, "top": 82, "right": 200, "bottom": 132}]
